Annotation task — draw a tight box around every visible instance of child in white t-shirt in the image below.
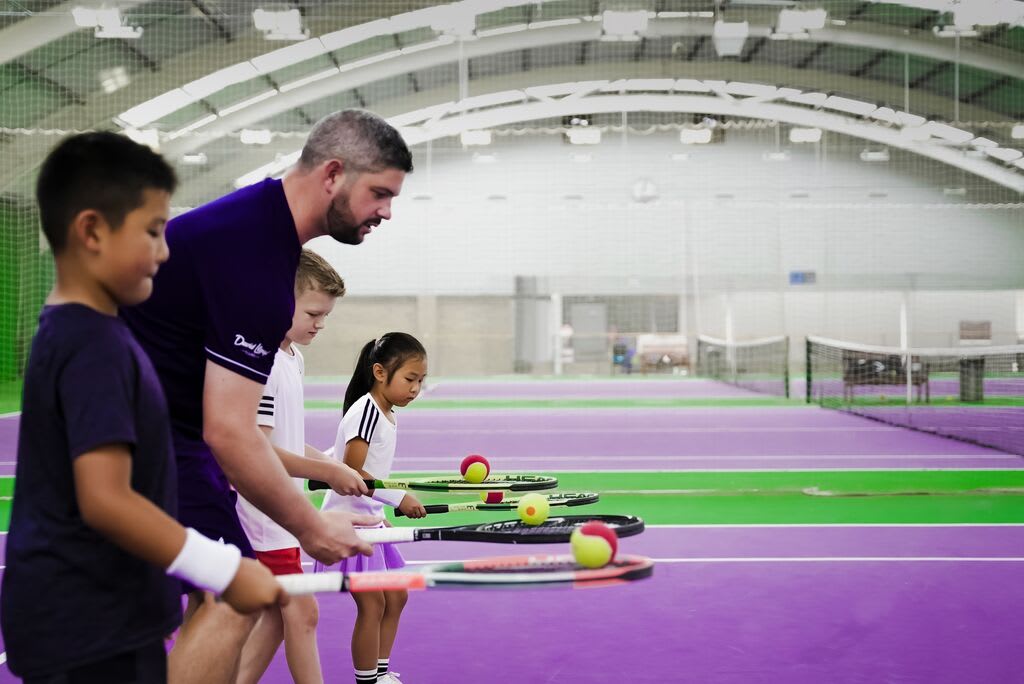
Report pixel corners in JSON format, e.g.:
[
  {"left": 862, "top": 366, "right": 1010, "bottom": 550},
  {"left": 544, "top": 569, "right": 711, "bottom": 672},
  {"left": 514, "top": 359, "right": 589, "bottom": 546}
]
[
  {"left": 236, "top": 249, "right": 360, "bottom": 684},
  {"left": 317, "top": 332, "right": 428, "bottom": 684}
]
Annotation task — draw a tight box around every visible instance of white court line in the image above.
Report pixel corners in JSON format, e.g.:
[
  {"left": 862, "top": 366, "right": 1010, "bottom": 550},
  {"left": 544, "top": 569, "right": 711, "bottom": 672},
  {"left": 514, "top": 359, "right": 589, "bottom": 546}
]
[
  {"left": 400, "top": 426, "right": 907, "bottom": 434},
  {"left": 635, "top": 556, "right": 1024, "bottom": 563},
  {"left": 302, "top": 556, "right": 1024, "bottom": 566},
  {"left": 367, "top": 454, "right": 1024, "bottom": 463},
  {"left": 600, "top": 488, "right": 1024, "bottom": 495},
  {"left": 361, "top": 467, "right": 1024, "bottom": 475},
  {"left": 288, "top": 524, "right": 1024, "bottom": 533},
  {"left": 645, "top": 522, "right": 1024, "bottom": 528},
  {"left": 0, "top": 651, "right": 6, "bottom": 666}
]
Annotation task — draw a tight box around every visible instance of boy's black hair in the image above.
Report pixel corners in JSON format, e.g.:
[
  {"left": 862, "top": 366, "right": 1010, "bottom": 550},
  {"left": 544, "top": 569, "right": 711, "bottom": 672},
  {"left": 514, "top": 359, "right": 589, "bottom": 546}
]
[
  {"left": 344, "top": 332, "right": 426, "bottom": 413},
  {"left": 36, "top": 131, "right": 177, "bottom": 254}
]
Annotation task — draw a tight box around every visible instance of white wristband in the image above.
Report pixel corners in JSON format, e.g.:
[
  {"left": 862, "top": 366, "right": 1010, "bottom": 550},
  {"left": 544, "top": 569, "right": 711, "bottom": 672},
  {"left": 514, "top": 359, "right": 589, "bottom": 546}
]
[
  {"left": 370, "top": 488, "right": 406, "bottom": 507},
  {"left": 167, "top": 528, "right": 242, "bottom": 595}
]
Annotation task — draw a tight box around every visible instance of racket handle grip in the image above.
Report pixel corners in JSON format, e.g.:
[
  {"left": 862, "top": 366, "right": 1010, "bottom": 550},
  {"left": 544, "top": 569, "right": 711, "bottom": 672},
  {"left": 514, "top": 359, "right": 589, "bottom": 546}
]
[
  {"left": 356, "top": 527, "right": 417, "bottom": 544},
  {"left": 308, "top": 479, "right": 375, "bottom": 492},
  {"left": 278, "top": 571, "right": 345, "bottom": 595},
  {"left": 395, "top": 504, "right": 449, "bottom": 517}
]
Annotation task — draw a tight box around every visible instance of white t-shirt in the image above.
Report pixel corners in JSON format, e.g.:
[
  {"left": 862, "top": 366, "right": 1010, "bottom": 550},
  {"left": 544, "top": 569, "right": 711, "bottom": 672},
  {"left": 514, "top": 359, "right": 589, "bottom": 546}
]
[
  {"left": 236, "top": 346, "right": 306, "bottom": 551},
  {"left": 321, "top": 393, "right": 397, "bottom": 517}
]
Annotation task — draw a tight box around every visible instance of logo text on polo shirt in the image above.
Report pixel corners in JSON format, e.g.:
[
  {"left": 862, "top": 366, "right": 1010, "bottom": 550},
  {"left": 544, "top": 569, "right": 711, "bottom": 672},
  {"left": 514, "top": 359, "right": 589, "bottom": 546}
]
[{"left": 234, "top": 334, "right": 271, "bottom": 358}]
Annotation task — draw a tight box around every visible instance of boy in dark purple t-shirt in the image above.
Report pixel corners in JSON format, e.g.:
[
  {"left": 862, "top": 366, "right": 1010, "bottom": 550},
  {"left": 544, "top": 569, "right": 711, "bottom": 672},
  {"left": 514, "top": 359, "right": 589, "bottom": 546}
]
[
  {"left": 121, "top": 110, "right": 413, "bottom": 684},
  {"left": 0, "top": 133, "right": 286, "bottom": 683}
]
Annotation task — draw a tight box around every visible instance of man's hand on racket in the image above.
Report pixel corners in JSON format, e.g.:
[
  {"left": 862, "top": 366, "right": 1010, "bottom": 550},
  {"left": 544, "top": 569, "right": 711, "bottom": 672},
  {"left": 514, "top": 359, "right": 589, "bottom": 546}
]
[
  {"left": 299, "top": 510, "right": 378, "bottom": 564},
  {"left": 398, "top": 493, "right": 427, "bottom": 519},
  {"left": 221, "top": 558, "right": 290, "bottom": 614},
  {"left": 324, "top": 461, "right": 368, "bottom": 496}
]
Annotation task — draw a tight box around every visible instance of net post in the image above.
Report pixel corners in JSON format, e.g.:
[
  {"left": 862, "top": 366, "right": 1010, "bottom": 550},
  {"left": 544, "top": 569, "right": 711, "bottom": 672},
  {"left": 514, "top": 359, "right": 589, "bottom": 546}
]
[
  {"left": 805, "top": 338, "right": 812, "bottom": 404},
  {"left": 784, "top": 336, "right": 790, "bottom": 399}
]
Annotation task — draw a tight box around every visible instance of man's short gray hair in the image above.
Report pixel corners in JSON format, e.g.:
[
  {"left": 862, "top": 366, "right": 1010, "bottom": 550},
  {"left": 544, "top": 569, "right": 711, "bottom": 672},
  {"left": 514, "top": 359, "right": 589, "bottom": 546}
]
[{"left": 299, "top": 110, "right": 413, "bottom": 175}]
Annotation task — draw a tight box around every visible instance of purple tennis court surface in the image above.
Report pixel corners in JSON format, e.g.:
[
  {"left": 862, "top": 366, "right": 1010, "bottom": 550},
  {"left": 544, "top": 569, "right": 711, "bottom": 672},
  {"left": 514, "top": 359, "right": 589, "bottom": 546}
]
[
  {"left": 2, "top": 527, "right": 1022, "bottom": 683},
  {"left": 1, "top": 378, "right": 1022, "bottom": 681},
  {"left": 303, "top": 407, "right": 1019, "bottom": 470}
]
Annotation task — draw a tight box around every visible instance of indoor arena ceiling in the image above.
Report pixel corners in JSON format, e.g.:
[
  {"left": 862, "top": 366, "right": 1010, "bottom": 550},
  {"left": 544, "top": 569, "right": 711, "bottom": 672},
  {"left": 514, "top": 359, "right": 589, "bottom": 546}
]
[{"left": 1, "top": 0, "right": 1022, "bottom": 203}]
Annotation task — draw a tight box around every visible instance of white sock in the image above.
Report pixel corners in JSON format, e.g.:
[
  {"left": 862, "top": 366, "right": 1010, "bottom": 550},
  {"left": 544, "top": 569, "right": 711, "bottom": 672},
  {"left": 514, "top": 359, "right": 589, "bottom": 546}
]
[
  {"left": 355, "top": 667, "right": 377, "bottom": 683},
  {"left": 378, "top": 658, "right": 390, "bottom": 675}
]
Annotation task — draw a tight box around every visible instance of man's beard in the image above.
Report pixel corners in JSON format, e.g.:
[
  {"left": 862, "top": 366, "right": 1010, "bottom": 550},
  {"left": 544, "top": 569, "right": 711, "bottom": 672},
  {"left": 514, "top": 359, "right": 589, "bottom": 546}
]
[{"left": 326, "top": 189, "right": 364, "bottom": 245}]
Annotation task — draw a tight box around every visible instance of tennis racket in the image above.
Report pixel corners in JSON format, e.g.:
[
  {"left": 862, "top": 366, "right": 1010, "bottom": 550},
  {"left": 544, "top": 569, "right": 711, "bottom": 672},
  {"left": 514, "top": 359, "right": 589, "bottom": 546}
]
[
  {"left": 393, "top": 491, "right": 599, "bottom": 517},
  {"left": 277, "top": 554, "right": 653, "bottom": 593},
  {"left": 308, "top": 474, "right": 558, "bottom": 492},
  {"left": 353, "top": 514, "right": 643, "bottom": 544}
]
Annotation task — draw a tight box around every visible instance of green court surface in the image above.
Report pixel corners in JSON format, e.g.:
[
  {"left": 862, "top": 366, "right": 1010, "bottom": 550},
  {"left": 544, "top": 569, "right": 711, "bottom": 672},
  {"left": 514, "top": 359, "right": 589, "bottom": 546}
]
[
  {"left": 309, "top": 469, "right": 1024, "bottom": 527},
  {"left": 3, "top": 469, "right": 1023, "bottom": 532}
]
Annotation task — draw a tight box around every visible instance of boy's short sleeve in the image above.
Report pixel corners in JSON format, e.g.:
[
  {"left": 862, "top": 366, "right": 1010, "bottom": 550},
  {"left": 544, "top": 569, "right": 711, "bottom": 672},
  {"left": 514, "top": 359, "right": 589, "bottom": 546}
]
[
  {"left": 58, "top": 336, "right": 137, "bottom": 460},
  {"left": 257, "top": 371, "right": 279, "bottom": 430},
  {"left": 199, "top": 258, "right": 293, "bottom": 384}
]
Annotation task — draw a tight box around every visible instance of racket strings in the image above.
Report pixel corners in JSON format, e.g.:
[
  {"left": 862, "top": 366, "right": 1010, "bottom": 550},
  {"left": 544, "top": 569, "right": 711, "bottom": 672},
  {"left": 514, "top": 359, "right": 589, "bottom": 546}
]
[
  {"left": 446, "top": 556, "right": 646, "bottom": 575},
  {"left": 474, "top": 516, "right": 637, "bottom": 535}
]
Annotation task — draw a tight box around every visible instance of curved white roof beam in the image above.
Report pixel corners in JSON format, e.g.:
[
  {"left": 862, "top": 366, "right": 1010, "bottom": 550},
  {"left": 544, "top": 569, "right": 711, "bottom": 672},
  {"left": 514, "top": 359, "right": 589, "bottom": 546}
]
[
  {"left": 863, "top": 0, "right": 1024, "bottom": 27},
  {"left": 230, "top": 88, "right": 1024, "bottom": 193},
  {"left": 158, "top": 20, "right": 601, "bottom": 155},
  {"left": 641, "top": 22, "right": 1023, "bottom": 79},
  {"left": 0, "top": 0, "right": 151, "bottom": 65},
  {"left": 132, "top": 12, "right": 1022, "bottom": 138}
]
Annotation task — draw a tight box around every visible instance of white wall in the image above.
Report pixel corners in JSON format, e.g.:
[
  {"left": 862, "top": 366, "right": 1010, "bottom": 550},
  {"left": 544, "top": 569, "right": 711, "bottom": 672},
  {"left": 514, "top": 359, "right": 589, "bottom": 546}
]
[
  {"left": 310, "top": 129, "right": 1023, "bottom": 296},
  {"left": 301, "top": 128, "right": 1024, "bottom": 376}
]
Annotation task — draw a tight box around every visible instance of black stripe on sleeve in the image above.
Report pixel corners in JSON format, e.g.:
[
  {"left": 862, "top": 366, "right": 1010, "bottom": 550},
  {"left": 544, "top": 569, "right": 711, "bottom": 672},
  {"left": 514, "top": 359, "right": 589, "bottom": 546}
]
[
  {"left": 363, "top": 406, "right": 381, "bottom": 442},
  {"left": 358, "top": 400, "right": 371, "bottom": 439}
]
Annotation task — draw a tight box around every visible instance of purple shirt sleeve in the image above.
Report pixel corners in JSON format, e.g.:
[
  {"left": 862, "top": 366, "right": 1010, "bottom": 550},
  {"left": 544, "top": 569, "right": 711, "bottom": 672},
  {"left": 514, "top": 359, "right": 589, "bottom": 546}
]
[{"left": 199, "top": 261, "right": 294, "bottom": 384}]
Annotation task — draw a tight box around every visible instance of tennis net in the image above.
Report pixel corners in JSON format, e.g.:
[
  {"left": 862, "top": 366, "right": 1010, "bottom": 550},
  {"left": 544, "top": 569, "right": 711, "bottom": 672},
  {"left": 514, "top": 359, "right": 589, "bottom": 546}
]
[
  {"left": 806, "top": 336, "right": 1024, "bottom": 456},
  {"left": 696, "top": 335, "right": 790, "bottom": 398}
]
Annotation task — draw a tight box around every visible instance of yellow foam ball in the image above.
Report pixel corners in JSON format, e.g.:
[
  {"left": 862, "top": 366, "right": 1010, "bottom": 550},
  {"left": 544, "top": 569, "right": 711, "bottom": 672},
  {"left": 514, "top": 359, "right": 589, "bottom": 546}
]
[
  {"left": 464, "top": 461, "right": 489, "bottom": 484},
  {"left": 571, "top": 527, "right": 615, "bottom": 569},
  {"left": 516, "top": 493, "right": 550, "bottom": 526}
]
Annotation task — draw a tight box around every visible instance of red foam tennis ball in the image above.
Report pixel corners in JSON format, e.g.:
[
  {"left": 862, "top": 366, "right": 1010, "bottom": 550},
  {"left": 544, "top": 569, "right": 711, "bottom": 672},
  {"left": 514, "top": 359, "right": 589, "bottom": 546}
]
[
  {"left": 480, "top": 490, "right": 504, "bottom": 504},
  {"left": 570, "top": 520, "right": 619, "bottom": 568},
  {"left": 460, "top": 454, "right": 490, "bottom": 484}
]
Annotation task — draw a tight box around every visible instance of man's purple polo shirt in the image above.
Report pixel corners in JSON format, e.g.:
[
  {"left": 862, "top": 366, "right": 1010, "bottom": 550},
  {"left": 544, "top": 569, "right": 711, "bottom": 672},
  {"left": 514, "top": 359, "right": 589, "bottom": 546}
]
[{"left": 122, "top": 178, "right": 301, "bottom": 554}]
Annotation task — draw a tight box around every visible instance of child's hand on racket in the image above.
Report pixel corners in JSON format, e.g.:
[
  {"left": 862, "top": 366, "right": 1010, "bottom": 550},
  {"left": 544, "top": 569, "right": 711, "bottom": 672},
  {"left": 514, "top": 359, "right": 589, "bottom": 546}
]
[
  {"left": 325, "top": 461, "right": 369, "bottom": 496},
  {"left": 398, "top": 493, "right": 427, "bottom": 519},
  {"left": 300, "top": 510, "right": 379, "bottom": 564},
  {"left": 221, "top": 558, "right": 290, "bottom": 614}
]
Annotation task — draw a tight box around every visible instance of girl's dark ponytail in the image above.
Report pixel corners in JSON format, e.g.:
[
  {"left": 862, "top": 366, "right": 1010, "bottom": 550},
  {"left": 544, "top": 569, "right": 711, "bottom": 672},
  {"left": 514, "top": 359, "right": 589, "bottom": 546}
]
[{"left": 343, "top": 338, "right": 378, "bottom": 413}]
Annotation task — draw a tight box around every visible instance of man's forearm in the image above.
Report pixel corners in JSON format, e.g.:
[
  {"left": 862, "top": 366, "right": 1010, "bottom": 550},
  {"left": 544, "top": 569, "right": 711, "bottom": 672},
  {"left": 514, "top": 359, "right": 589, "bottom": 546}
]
[{"left": 208, "top": 426, "right": 321, "bottom": 538}]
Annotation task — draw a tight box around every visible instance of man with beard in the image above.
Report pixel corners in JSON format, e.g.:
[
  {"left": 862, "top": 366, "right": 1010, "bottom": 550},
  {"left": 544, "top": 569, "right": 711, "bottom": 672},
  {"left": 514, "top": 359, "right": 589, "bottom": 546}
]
[{"left": 122, "top": 110, "right": 413, "bottom": 684}]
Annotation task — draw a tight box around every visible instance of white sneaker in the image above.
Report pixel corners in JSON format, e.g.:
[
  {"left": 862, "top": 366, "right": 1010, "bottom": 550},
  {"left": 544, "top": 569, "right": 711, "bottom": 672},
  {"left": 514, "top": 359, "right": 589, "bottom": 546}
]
[{"left": 378, "top": 672, "right": 403, "bottom": 684}]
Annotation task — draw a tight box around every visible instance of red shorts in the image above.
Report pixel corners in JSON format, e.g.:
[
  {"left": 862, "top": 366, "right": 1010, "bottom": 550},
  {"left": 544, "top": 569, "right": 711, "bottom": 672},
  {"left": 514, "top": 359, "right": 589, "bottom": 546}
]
[{"left": 255, "top": 547, "right": 303, "bottom": 576}]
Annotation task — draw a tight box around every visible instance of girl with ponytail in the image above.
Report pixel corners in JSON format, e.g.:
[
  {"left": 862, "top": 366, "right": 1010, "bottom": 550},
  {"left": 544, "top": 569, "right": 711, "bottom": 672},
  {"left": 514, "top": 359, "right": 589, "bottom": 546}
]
[{"left": 317, "top": 332, "right": 428, "bottom": 684}]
